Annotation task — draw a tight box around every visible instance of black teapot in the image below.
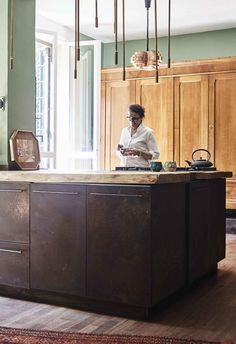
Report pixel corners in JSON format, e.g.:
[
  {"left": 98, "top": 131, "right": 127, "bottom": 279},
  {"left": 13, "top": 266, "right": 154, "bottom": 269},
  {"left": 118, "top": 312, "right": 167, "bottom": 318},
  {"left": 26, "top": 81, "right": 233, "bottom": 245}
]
[{"left": 185, "top": 149, "right": 213, "bottom": 168}]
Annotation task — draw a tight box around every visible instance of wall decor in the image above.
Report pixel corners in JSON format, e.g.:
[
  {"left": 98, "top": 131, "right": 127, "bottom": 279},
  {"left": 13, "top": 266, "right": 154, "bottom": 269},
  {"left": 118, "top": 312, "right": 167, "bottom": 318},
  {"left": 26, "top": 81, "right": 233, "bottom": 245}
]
[{"left": 9, "top": 130, "right": 41, "bottom": 170}]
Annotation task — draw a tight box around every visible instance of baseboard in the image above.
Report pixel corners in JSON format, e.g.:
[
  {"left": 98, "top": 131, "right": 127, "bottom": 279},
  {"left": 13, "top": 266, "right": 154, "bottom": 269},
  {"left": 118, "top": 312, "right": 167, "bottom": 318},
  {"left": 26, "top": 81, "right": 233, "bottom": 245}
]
[{"left": 226, "top": 218, "right": 236, "bottom": 234}]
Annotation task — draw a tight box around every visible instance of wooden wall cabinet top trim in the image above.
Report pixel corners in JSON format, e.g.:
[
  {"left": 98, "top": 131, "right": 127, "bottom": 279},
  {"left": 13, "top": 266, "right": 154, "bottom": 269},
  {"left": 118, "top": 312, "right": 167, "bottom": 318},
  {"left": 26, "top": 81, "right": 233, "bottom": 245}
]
[{"left": 101, "top": 56, "right": 236, "bottom": 82}]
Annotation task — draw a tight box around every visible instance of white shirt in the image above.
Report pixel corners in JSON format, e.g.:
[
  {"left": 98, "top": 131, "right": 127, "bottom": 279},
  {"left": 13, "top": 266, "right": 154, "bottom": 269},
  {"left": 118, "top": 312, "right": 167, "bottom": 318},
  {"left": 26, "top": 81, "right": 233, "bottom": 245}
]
[{"left": 117, "top": 123, "right": 160, "bottom": 167}]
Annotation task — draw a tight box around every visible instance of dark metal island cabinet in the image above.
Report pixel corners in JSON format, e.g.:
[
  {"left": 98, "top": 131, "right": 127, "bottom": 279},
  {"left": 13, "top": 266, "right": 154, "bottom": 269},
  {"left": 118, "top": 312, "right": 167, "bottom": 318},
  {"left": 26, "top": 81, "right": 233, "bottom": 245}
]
[{"left": 0, "top": 170, "right": 232, "bottom": 319}]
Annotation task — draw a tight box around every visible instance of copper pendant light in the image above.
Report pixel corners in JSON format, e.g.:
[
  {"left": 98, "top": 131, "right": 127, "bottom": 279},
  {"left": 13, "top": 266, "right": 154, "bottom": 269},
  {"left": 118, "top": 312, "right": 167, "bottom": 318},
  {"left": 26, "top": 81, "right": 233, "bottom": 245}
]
[{"left": 130, "top": 0, "right": 162, "bottom": 82}]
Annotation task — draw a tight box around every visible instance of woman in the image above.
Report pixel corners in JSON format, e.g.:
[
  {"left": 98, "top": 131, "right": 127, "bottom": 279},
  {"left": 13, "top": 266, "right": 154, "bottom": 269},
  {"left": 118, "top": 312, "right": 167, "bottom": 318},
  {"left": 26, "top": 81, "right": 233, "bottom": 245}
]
[{"left": 117, "top": 104, "right": 160, "bottom": 168}]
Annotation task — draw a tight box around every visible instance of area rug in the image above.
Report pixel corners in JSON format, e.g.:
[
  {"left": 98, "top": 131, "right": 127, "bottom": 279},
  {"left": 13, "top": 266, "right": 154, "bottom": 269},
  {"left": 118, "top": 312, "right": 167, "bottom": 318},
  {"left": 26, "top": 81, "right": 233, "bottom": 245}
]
[{"left": 0, "top": 327, "right": 233, "bottom": 344}]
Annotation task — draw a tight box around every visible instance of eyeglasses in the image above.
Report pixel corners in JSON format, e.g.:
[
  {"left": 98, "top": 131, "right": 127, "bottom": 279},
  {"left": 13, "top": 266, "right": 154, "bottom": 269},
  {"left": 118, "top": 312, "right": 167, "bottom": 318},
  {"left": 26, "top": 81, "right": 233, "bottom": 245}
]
[{"left": 126, "top": 116, "right": 141, "bottom": 122}]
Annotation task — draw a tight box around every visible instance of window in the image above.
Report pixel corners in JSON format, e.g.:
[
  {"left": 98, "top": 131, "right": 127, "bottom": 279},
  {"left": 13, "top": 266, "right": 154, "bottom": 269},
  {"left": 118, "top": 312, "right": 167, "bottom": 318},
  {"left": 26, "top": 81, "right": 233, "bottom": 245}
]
[
  {"left": 35, "top": 34, "right": 101, "bottom": 171},
  {"left": 35, "top": 38, "right": 55, "bottom": 169},
  {"left": 68, "top": 41, "right": 101, "bottom": 170}
]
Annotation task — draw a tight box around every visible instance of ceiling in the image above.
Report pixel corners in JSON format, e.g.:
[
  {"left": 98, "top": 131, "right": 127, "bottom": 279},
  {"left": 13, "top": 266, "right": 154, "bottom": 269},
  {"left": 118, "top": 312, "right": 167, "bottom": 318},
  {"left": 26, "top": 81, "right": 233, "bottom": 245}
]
[{"left": 36, "top": 0, "right": 236, "bottom": 43}]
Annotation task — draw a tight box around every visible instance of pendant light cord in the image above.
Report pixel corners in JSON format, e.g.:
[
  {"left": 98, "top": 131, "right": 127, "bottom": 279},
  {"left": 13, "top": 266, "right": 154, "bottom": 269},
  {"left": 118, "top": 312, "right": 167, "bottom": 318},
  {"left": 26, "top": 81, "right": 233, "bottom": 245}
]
[
  {"left": 114, "top": 0, "right": 118, "bottom": 64},
  {"left": 146, "top": 7, "right": 150, "bottom": 51},
  {"left": 154, "top": 0, "right": 159, "bottom": 82},
  {"left": 95, "top": 0, "right": 98, "bottom": 27},
  {"left": 168, "top": 0, "right": 171, "bottom": 68},
  {"left": 122, "top": 0, "right": 126, "bottom": 80},
  {"left": 10, "top": 0, "right": 14, "bottom": 70}
]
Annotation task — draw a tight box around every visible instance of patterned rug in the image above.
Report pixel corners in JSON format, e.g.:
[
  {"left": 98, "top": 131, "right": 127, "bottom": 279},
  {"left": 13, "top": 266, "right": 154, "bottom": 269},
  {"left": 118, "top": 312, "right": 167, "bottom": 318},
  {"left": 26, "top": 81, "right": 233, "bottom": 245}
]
[{"left": 0, "top": 327, "right": 233, "bottom": 344}]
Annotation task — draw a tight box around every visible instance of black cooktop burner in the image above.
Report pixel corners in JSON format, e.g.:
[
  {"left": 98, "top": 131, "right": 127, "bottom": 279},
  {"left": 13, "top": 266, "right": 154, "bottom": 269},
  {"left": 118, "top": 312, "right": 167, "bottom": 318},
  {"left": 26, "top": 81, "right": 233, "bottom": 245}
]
[
  {"left": 115, "top": 166, "right": 217, "bottom": 172},
  {"left": 115, "top": 167, "right": 151, "bottom": 171},
  {"left": 176, "top": 166, "right": 217, "bottom": 171}
]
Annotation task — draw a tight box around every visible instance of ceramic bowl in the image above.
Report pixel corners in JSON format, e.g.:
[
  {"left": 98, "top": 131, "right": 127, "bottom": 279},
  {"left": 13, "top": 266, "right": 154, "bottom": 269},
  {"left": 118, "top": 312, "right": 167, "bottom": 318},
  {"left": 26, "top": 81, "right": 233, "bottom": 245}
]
[
  {"left": 163, "top": 161, "right": 177, "bottom": 172},
  {"left": 150, "top": 161, "right": 163, "bottom": 172}
]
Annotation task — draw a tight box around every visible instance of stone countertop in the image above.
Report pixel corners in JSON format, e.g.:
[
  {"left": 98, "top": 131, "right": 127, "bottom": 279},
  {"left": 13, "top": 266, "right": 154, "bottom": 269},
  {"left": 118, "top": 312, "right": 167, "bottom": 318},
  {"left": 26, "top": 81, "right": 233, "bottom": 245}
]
[{"left": 0, "top": 170, "right": 232, "bottom": 185}]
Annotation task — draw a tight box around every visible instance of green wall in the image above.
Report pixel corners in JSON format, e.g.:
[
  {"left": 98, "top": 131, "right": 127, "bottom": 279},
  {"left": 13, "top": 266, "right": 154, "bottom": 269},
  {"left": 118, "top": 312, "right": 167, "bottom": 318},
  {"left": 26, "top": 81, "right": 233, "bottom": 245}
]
[
  {"left": 0, "top": 0, "right": 8, "bottom": 165},
  {"left": 0, "top": 0, "right": 35, "bottom": 165},
  {"left": 102, "top": 28, "right": 236, "bottom": 68},
  {"left": 8, "top": 0, "right": 36, "bottom": 139}
]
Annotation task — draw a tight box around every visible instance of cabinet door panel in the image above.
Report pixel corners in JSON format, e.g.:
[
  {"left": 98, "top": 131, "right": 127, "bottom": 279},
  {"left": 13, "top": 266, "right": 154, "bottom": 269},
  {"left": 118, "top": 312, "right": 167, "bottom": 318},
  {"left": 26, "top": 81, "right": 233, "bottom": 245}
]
[
  {"left": 136, "top": 78, "right": 174, "bottom": 162},
  {"left": 188, "top": 179, "right": 225, "bottom": 283},
  {"left": 0, "top": 183, "right": 29, "bottom": 242},
  {"left": 31, "top": 184, "right": 86, "bottom": 296},
  {"left": 174, "top": 75, "right": 209, "bottom": 166},
  {"left": 87, "top": 185, "right": 150, "bottom": 306},
  {"left": 209, "top": 72, "right": 236, "bottom": 209},
  {"left": 105, "top": 80, "right": 136, "bottom": 170},
  {"left": 0, "top": 241, "right": 29, "bottom": 288}
]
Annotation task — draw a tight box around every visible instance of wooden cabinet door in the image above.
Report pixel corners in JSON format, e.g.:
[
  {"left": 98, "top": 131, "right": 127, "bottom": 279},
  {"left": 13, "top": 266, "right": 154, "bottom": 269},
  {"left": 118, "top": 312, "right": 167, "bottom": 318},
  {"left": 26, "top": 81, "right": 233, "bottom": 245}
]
[
  {"left": 136, "top": 77, "right": 174, "bottom": 162},
  {"left": 0, "top": 241, "right": 29, "bottom": 288},
  {"left": 105, "top": 80, "right": 136, "bottom": 170},
  {"left": 0, "top": 183, "right": 29, "bottom": 242},
  {"left": 86, "top": 185, "right": 151, "bottom": 306},
  {"left": 209, "top": 72, "right": 236, "bottom": 209},
  {"left": 174, "top": 75, "right": 209, "bottom": 166},
  {"left": 30, "top": 184, "right": 86, "bottom": 296},
  {"left": 0, "top": 183, "right": 29, "bottom": 288},
  {"left": 188, "top": 179, "right": 225, "bottom": 284}
]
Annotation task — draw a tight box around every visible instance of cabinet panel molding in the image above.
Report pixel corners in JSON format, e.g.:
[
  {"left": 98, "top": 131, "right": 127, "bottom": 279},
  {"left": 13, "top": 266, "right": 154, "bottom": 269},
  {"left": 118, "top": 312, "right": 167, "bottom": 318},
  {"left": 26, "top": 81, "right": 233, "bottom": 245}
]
[
  {"left": 209, "top": 72, "right": 236, "bottom": 209},
  {"left": 136, "top": 78, "right": 174, "bottom": 162},
  {"left": 174, "top": 75, "right": 209, "bottom": 166},
  {"left": 105, "top": 80, "right": 136, "bottom": 170}
]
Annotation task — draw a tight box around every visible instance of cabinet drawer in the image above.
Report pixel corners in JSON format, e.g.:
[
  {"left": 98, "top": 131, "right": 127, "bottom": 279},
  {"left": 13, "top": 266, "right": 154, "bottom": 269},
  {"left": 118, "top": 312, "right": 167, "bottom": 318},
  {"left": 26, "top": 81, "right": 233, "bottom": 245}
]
[
  {"left": 0, "top": 183, "right": 29, "bottom": 242},
  {"left": 0, "top": 241, "right": 29, "bottom": 288}
]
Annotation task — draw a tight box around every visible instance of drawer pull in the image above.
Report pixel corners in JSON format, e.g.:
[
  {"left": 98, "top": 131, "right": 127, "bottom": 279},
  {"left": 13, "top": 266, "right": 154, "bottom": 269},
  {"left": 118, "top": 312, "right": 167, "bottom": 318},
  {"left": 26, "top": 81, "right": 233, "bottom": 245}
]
[
  {"left": 0, "top": 248, "right": 22, "bottom": 254},
  {"left": 90, "top": 192, "right": 143, "bottom": 198},
  {"left": 32, "top": 191, "right": 79, "bottom": 195},
  {"left": 0, "top": 189, "right": 26, "bottom": 193}
]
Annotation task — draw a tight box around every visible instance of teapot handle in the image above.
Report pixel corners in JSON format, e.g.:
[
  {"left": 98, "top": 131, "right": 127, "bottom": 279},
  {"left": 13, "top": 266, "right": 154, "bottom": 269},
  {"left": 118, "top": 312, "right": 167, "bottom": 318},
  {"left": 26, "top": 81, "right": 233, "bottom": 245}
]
[{"left": 192, "top": 149, "right": 211, "bottom": 161}]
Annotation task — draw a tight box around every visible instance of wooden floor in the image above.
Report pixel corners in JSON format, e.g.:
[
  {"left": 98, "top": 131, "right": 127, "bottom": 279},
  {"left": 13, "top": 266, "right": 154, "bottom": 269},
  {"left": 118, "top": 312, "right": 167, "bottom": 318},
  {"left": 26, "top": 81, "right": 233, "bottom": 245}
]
[{"left": 0, "top": 235, "right": 235, "bottom": 343}]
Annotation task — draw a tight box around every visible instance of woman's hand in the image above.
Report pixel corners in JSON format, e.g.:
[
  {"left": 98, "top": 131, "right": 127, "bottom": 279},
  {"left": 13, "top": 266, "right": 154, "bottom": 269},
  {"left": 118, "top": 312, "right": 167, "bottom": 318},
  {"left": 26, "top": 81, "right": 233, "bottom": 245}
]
[{"left": 121, "top": 148, "right": 140, "bottom": 156}]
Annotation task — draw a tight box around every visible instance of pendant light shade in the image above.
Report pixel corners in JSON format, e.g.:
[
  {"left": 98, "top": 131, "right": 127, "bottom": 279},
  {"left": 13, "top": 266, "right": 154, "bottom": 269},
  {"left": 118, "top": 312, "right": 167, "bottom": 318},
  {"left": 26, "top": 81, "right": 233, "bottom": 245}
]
[
  {"left": 130, "top": 50, "right": 162, "bottom": 70},
  {"left": 130, "top": 0, "right": 162, "bottom": 79}
]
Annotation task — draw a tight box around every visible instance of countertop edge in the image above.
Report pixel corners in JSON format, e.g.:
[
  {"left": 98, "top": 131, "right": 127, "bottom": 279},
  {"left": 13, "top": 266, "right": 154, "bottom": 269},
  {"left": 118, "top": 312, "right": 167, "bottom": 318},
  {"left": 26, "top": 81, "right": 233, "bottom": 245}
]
[{"left": 0, "top": 170, "right": 232, "bottom": 184}]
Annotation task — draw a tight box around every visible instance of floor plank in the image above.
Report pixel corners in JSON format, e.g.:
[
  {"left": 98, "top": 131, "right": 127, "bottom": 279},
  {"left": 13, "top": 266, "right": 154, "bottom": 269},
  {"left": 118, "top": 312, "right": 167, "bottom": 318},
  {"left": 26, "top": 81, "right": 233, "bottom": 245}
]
[{"left": 0, "top": 235, "right": 235, "bottom": 342}]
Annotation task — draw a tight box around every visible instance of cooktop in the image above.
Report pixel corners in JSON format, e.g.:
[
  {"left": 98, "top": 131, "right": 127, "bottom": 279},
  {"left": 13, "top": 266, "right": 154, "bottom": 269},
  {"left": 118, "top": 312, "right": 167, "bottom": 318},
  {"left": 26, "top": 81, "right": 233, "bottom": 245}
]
[{"left": 115, "top": 167, "right": 151, "bottom": 171}]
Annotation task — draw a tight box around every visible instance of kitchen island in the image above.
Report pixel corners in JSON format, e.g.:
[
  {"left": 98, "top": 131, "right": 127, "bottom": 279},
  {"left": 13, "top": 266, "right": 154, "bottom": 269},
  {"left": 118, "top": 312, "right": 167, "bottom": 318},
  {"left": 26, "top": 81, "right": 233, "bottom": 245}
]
[{"left": 0, "top": 170, "right": 232, "bottom": 318}]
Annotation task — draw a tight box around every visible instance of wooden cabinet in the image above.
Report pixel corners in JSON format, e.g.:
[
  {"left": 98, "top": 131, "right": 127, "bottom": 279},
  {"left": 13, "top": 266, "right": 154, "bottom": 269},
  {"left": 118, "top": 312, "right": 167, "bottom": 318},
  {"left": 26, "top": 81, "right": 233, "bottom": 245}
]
[
  {"left": 188, "top": 179, "right": 225, "bottom": 283},
  {"left": 101, "top": 57, "right": 236, "bottom": 208},
  {"left": 86, "top": 185, "right": 151, "bottom": 305},
  {"left": 30, "top": 184, "right": 86, "bottom": 296},
  {"left": 0, "top": 182, "right": 29, "bottom": 288},
  {"left": 209, "top": 72, "right": 236, "bottom": 209},
  {"left": 0, "top": 177, "right": 227, "bottom": 318},
  {"left": 86, "top": 183, "right": 186, "bottom": 307}
]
